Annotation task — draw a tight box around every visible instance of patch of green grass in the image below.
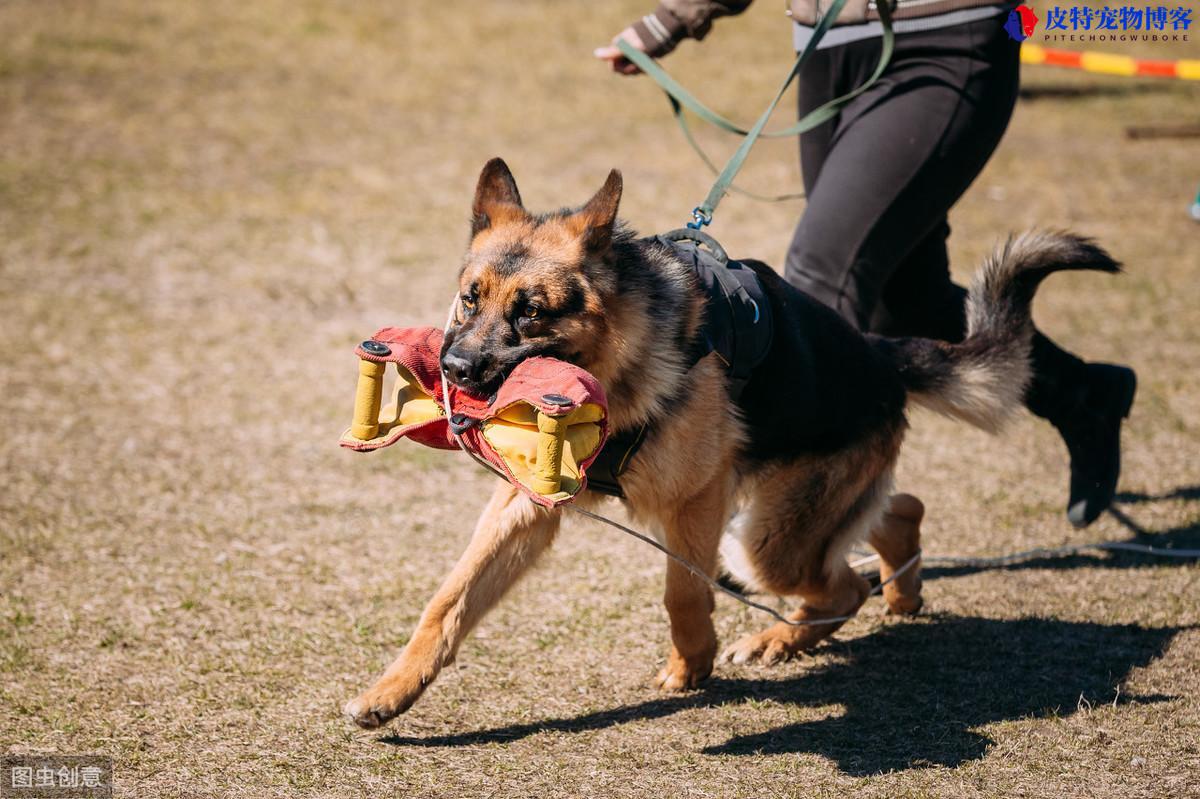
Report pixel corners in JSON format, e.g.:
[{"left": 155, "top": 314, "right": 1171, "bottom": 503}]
[{"left": 35, "top": 32, "right": 138, "bottom": 55}]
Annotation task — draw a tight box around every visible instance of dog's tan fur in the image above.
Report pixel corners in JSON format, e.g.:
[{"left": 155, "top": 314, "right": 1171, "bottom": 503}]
[
  {"left": 344, "top": 161, "right": 922, "bottom": 727},
  {"left": 345, "top": 160, "right": 1116, "bottom": 728}
]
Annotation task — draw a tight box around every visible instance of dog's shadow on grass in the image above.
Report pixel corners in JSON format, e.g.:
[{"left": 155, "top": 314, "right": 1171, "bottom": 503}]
[
  {"left": 383, "top": 485, "right": 1197, "bottom": 772},
  {"left": 382, "top": 614, "right": 1184, "bottom": 775}
]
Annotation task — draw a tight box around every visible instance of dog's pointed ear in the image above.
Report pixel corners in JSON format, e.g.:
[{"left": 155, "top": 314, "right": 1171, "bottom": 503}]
[
  {"left": 568, "top": 169, "right": 622, "bottom": 253},
  {"left": 472, "top": 158, "right": 525, "bottom": 236}
]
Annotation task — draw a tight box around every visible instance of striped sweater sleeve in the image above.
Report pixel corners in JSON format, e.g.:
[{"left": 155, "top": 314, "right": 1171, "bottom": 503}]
[{"left": 632, "top": 0, "right": 755, "bottom": 56}]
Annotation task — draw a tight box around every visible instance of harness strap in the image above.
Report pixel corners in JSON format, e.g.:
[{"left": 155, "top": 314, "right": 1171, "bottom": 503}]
[
  {"left": 616, "top": 0, "right": 896, "bottom": 219},
  {"left": 662, "top": 228, "right": 771, "bottom": 396},
  {"left": 585, "top": 424, "right": 648, "bottom": 497}
]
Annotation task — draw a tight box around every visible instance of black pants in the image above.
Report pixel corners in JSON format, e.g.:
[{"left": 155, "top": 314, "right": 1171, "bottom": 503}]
[{"left": 783, "top": 15, "right": 1086, "bottom": 420}]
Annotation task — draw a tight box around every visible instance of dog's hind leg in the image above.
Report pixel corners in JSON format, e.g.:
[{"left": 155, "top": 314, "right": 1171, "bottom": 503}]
[
  {"left": 720, "top": 430, "right": 902, "bottom": 666},
  {"left": 344, "top": 482, "right": 560, "bottom": 729},
  {"left": 721, "top": 551, "right": 872, "bottom": 666},
  {"left": 868, "top": 493, "right": 924, "bottom": 615}
]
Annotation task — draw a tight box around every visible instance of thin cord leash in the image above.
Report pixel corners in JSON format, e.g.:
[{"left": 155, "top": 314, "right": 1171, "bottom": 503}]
[
  {"left": 570, "top": 505, "right": 920, "bottom": 627},
  {"left": 924, "top": 540, "right": 1200, "bottom": 564},
  {"left": 849, "top": 540, "right": 1200, "bottom": 569},
  {"left": 439, "top": 299, "right": 1199, "bottom": 628}
]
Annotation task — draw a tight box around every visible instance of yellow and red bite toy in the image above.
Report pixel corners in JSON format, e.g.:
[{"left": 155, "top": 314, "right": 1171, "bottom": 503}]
[{"left": 339, "top": 326, "right": 610, "bottom": 507}]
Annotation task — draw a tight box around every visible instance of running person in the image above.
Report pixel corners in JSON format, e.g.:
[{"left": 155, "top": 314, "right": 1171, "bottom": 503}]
[{"left": 596, "top": 0, "right": 1136, "bottom": 527}]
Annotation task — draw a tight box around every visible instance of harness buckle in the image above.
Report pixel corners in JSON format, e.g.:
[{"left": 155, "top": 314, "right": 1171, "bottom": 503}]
[{"left": 686, "top": 207, "right": 712, "bottom": 230}]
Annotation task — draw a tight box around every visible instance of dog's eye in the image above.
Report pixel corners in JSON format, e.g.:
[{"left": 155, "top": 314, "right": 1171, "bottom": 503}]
[
  {"left": 522, "top": 304, "right": 540, "bottom": 320},
  {"left": 461, "top": 295, "right": 476, "bottom": 313}
]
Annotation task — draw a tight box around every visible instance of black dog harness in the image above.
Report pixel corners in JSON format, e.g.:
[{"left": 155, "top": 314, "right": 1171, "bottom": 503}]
[{"left": 587, "top": 229, "right": 773, "bottom": 497}]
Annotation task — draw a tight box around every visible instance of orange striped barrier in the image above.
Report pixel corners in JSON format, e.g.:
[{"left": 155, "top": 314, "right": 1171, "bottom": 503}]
[{"left": 1021, "top": 43, "right": 1200, "bottom": 80}]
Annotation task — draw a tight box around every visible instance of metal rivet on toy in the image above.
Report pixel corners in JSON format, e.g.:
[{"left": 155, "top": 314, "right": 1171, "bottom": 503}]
[{"left": 361, "top": 340, "right": 392, "bottom": 356}]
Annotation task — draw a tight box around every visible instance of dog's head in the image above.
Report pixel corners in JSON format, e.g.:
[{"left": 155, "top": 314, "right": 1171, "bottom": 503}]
[{"left": 440, "top": 158, "right": 623, "bottom": 396}]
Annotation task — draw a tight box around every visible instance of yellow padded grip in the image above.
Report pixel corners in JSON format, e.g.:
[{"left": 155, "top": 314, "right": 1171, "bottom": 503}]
[
  {"left": 530, "top": 411, "right": 569, "bottom": 495},
  {"left": 351, "top": 359, "right": 386, "bottom": 440}
]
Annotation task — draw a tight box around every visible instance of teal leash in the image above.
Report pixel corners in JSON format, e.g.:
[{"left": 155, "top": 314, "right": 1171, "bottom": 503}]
[{"left": 617, "top": 0, "right": 896, "bottom": 227}]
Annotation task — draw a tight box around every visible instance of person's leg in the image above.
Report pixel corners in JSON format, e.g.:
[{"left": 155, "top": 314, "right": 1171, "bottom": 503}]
[
  {"left": 796, "top": 45, "right": 838, "bottom": 197},
  {"left": 867, "top": 220, "right": 966, "bottom": 341},
  {"left": 785, "top": 17, "right": 1021, "bottom": 328},
  {"left": 784, "top": 17, "right": 1134, "bottom": 526},
  {"left": 1025, "top": 349, "right": 1136, "bottom": 527}
]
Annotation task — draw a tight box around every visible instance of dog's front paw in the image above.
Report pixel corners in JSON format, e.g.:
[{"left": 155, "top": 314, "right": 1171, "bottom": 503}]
[
  {"left": 342, "top": 695, "right": 396, "bottom": 730},
  {"left": 343, "top": 674, "right": 426, "bottom": 729},
  {"left": 654, "top": 647, "right": 714, "bottom": 691}
]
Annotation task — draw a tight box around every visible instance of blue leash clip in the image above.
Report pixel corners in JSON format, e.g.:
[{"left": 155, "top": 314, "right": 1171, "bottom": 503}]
[{"left": 687, "top": 207, "right": 712, "bottom": 230}]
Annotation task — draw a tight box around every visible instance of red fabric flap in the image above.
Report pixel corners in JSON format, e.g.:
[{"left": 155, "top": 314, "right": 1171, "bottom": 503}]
[{"left": 490, "top": 356, "right": 606, "bottom": 417}]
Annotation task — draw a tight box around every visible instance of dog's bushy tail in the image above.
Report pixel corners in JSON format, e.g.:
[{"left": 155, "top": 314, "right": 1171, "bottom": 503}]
[{"left": 877, "top": 231, "right": 1120, "bottom": 432}]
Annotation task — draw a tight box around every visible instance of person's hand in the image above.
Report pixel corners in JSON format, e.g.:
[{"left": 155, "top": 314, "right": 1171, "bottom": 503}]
[{"left": 594, "top": 26, "right": 648, "bottom": 75}]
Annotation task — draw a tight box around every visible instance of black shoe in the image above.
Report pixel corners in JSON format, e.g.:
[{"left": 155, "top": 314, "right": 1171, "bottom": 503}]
[{"left": 1050, "top": 363, "right": 1137, "bottom": 528}]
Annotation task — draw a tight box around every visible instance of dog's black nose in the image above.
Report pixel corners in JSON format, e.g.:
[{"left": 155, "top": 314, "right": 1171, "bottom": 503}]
[{"left": 441, "top": 350, "right": 477, "bottom": 385}]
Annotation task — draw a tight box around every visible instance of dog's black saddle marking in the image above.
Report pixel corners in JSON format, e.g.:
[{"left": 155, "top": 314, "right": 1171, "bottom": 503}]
[{"left": 587, "top": 230, "right": 774, "bottom": 498}]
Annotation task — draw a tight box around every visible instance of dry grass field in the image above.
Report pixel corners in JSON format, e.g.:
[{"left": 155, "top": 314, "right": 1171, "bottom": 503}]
[{"left": 2, "top": 1, "right": 1198, "bottom": 797}]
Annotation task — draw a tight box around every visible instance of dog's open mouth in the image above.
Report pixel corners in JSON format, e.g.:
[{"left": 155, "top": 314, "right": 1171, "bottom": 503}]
[{"left": 447, "top": 370, "right": 507, "bottom": 401}]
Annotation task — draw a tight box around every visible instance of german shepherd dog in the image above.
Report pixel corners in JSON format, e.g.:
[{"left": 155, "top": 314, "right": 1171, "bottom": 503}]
[{"left": 344, "top": 159, "right": 1118, "bottom": 728}]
